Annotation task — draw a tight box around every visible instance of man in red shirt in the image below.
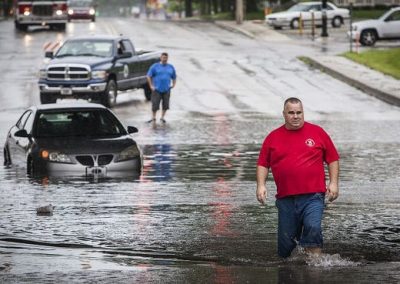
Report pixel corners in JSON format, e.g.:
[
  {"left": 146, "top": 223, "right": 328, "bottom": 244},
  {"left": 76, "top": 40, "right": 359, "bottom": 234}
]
[{"left": 256, "top": 97, "right": 339, "bottom": 258}]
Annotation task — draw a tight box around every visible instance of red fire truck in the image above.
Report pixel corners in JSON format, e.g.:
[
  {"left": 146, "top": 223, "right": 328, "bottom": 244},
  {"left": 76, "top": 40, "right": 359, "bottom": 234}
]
[{"left": 13, "top": 0, "right": 68, "bottom": 31}]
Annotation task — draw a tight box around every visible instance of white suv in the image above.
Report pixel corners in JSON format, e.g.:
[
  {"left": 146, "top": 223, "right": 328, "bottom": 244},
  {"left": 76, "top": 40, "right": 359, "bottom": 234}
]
[{"left": 348, "top": 7, "right": 400, "bottom": 46}]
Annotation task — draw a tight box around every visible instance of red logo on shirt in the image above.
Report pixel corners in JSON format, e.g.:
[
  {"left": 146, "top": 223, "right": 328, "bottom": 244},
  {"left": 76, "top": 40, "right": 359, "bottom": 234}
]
[{"left": 305, "top": 138, "right": 315, "bottom": 147}]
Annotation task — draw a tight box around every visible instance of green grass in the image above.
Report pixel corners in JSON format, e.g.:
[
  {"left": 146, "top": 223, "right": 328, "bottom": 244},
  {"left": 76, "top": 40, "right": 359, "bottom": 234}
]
[
  {"left": 351, "top": 9, "right": 387, "bottom": 20},
  {"left": 343, "top": 48, "right": 400, "bottom": 80}
]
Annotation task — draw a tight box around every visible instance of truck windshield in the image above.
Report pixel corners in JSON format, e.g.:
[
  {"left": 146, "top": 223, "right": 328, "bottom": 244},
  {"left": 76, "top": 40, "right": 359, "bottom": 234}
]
[{"left": 56, "top": 40, "right": 114, "bottom": 58}]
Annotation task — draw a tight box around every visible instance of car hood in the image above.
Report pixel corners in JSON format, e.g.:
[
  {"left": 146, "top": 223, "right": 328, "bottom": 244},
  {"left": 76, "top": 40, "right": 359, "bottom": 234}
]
[
  {"left": 35, "top": 136, "right": 137, "bottom": 154},
  {"left": 266, "top": 11, "right": 299, "bottom": 19},
  {"left": 50, "top": 56, "right": 111, "bottom": 67}
]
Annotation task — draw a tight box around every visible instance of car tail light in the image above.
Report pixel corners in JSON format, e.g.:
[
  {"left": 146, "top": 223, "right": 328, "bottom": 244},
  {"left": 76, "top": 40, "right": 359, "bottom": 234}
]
[{"left": 19, "top": 4, "right": 32, "bottom": 16}]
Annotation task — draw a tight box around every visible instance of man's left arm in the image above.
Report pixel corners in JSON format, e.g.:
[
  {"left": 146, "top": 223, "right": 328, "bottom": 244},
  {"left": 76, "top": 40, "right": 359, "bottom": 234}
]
[{"left": 327, "top": 160, "right": 339, "bottom": 202}]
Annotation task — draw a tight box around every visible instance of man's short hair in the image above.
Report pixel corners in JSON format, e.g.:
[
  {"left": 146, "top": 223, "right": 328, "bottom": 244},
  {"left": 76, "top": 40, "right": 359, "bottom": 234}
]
[
  {"left": 161, "top": 52, "right": 168, "bottom": 57},
  {"left": 284, "top": 97, "right": 302, "bottom": 108}
]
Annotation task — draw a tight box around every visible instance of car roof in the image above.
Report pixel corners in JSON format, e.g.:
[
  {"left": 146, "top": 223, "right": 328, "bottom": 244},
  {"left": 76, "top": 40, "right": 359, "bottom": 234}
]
[{"left": 32, "top": 102, "right": 107, "bottom": 112}]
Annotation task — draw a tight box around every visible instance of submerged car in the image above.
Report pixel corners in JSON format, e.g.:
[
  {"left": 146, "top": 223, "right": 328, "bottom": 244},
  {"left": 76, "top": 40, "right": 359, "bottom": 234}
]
[
  {"left": 67, "top": 0, "right": 96, "bottom": 22},
  {"left": 265, "top": 2, "right": 349, "bottom": 29},
  {"left": 3, "top": 103, "right": 142, "bottom": 178},
  {"left": 348, "top": 7, "right": 400, "bottom": 46}
]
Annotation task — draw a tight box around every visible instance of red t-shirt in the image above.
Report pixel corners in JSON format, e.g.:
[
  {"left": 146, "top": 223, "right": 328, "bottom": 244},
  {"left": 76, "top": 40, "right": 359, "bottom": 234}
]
[{"left": 257, "top": 122, "right": 339, "bottom": 199}]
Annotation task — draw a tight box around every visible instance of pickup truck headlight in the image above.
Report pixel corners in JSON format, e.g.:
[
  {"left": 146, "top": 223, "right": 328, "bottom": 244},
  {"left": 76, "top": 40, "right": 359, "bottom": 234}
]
[
  {"left": 39, "top": 70, "right": 47, "bottom": 79},
  {"left": 115, "top": 145, "right": 140, "bottom": 162},
  {"left": 91, "top": 70, "right": 107, "bottom": 80}
]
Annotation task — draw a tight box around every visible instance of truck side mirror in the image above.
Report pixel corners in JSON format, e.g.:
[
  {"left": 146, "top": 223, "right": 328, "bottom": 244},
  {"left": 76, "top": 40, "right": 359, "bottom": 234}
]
[{"left": 45, "top": 51, "right": 54, "bottom": 58}]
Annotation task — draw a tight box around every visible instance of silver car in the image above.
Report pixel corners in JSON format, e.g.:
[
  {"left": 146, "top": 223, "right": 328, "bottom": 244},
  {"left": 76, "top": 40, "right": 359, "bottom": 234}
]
[{"left": 3, "top": 103, "right": 142, "bottom": 178}]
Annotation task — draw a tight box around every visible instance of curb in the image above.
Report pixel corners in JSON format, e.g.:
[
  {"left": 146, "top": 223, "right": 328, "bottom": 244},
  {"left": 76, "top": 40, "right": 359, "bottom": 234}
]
[
  {"left": 214, "top": 21, "right": 255, "bottom": 39},
  {"left": 300, "top": 56, "right": 400, "bottom": 107}
]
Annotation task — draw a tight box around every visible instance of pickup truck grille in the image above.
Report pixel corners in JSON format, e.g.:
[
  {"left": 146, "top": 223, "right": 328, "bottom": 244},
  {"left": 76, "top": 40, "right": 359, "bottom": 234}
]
[
  {"left": 47, "top": 64, "right": 90, "bottom": 81},
  {"left": 32, "top": 5, "right": 53, "bottom": 16}
]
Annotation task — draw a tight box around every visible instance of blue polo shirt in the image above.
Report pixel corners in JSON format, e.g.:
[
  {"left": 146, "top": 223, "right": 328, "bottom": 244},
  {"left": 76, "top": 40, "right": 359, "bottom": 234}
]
[{"left": 147, "top": 62, "right": 177, "bottom": 93}]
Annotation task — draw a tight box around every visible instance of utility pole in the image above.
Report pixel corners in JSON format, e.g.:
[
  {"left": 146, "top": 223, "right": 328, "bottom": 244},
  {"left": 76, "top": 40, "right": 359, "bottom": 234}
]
[
  {"left": 321, "top": 0, "right": 328, "bottom": 37},
  {"left": 236, "top": 0, "right": 243, "bottom": 24}
]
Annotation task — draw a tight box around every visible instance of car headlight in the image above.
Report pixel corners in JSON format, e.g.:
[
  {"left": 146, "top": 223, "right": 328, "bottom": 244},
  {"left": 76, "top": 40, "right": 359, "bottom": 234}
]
[
  {"left": 115, "top": 145, "right": 140, "bottom": 162},
  {"left": 56, "top": 9, "right": 63, "bottom": 16},
  {"left": 41, "top": 150, "right": 73, "bottom": 164},
  {"left": 92, "top": 70, "right": 107, "bottom": 80},
  {"left": 89, "top": 8, "right": 95, "bottom": 15},
  {"left": 68, "top": 9, "right": 74, "bottom": 15},
  {"left": 39, "top": 69, "right": 47, "bottom": 79}
]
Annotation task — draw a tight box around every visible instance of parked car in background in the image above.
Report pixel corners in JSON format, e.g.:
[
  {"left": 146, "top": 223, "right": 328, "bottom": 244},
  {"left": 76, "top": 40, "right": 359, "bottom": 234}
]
[
  {"left": 3, "top": 103, "right": 142, "bottom": 178},
  {"left": 13, "top": 0, "right": 68, "bottom": 31},
  {"left": 68, "top": 0, "right": 96, "bottom": 22},
  {"left": 348, "top": 7, "right": 400, "bottom": 46},
  {"left": 265, "top": 2, "right": 349, "bottom": 29},
  {"left": 38, "top": 35, "right": 160, "bottom": 107}
]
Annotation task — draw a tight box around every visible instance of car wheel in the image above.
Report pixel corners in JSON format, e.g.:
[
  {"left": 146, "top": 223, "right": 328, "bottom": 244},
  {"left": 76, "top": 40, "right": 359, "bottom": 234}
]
[
  {"left": 143, "top": 83, "right": 152, "bottom": 101},
  {"left": 27, "top": 157, "right": 35, "bottom": 176},
  {"left": 40, "top": 93, "right": 57, "bottom": 104},
  {"left": 360, "top": 29, "right": 377, "bottom": 46},
  {"left": 91, "top": 17, "right": 96, "bottom": 22},
  {"left": 3, "top": 145, "right": 11, "bottom": 166},
  {"left": 331, "top": 16, "right": 342, "bottom": 28},
  {"left": 101, "top": 79, "right": 117, "bottom": 108},
  {"left": 290, "top": 18, "right": 300, "bottom": 29}
]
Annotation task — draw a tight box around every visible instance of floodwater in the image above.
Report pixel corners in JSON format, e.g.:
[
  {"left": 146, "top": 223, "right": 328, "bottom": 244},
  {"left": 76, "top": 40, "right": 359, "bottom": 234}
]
[{"left": 1, "top": 115, "right": 400, "bottom": 283}]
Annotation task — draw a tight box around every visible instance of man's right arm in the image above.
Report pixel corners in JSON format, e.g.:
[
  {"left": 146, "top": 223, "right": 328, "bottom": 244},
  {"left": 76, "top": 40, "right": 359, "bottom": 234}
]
[
  {"left": 256, "top": 165, "right": 269, "bottom": 205},
  {"left": 146, "top": 76, "right": 155, "bottom": 91}
]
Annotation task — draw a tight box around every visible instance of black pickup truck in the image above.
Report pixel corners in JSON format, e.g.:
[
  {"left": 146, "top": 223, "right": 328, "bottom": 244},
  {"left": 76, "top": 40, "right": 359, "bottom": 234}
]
[{"left": 38, "top": 35, "right": 160, "bottom": 107}]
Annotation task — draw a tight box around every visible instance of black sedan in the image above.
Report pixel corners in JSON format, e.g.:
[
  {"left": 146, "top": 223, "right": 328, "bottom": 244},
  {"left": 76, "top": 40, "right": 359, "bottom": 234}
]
[{"left": 3, "top": 103, "right": 142, "bottom": 178}]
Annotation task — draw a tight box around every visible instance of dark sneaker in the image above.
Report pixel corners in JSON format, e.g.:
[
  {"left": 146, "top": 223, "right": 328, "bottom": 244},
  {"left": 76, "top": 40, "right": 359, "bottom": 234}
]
[
  {"left": 160, "top": 118, "right": 166, "bottom": 123},
  {"left": 147, "top": 118, "right": 155, "bottom": 123}
]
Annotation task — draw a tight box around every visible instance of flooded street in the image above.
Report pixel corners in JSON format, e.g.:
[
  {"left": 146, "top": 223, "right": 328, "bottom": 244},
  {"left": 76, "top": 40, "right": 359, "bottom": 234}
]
[{"left": 0, "top": 17, "right": 400, "bottom": 283}]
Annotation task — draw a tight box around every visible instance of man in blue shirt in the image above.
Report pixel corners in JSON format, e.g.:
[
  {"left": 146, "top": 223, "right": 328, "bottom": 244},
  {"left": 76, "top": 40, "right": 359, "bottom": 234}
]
[{"left": 146, "top": 52, "right": 177, "bottom": 123}]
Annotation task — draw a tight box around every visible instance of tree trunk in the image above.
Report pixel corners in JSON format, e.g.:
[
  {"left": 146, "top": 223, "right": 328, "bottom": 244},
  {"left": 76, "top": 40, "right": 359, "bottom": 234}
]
[{"left": 185, "top": 0, "right": 193, "bottom": 17}]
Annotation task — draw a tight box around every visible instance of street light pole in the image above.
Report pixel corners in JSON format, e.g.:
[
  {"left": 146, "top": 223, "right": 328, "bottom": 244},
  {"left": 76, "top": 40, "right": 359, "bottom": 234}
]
[{"left": 321, "top": 0, "right": 328, "bottom": 37}]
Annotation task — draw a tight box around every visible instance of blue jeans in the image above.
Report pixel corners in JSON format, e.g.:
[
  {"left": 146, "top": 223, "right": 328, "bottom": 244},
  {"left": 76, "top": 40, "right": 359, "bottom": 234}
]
[{"left": 275, "top": 193, "right": 325, "bottom": 258}]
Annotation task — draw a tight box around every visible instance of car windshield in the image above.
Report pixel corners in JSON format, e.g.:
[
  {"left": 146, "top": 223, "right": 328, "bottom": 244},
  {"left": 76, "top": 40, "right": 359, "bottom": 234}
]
[
  {"left": 287, "top": 4, "right": 312, "bottom": 12},
  {"left": 56, "top": 40, "right": 113, "bottom": 58},
  {"left": 35, "top": 109, "right": 127, "bottom": 138}
]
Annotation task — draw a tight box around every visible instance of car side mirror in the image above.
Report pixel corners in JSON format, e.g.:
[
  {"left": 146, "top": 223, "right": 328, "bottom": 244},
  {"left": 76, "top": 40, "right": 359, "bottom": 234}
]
[
  {"left": 15, "top": 129, "right": 30, "bottom": 138},
  {"left": 127, "top": 126, "right": 138, "bottom": 134},
  {"left": 45, "top": 51, "right": 54, "bottom": 58},
  {"left": 118, "top": 51, "right": 132, "bottom": 59}
]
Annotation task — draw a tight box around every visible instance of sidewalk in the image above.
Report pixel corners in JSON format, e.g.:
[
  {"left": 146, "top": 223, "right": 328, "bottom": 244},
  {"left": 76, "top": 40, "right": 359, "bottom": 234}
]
[{"left": 215, "top": 20, "right": 400, "bottom": 107}]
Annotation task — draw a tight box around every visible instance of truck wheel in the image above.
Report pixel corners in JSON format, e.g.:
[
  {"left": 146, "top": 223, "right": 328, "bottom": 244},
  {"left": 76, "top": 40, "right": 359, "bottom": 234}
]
[
  {"left": 15, "top": 22, "right": 28, "bottom": 31},
  {"left": 360, "top": 29, "right": 377, "bottom": 46},
  {"left": 101, "top": 79, "right": 117, "bottom": 108},
  {"left": 143, "top": 83, "right": 152, "bottom": 101},
  {"left": 40, "top": 93, "right": 57, "bottom": 104}
]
